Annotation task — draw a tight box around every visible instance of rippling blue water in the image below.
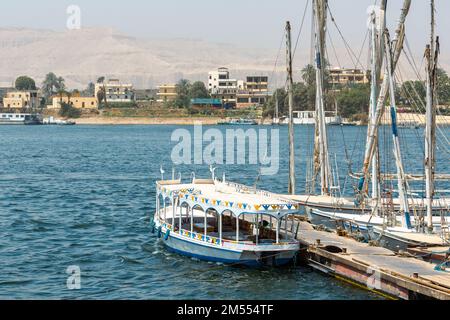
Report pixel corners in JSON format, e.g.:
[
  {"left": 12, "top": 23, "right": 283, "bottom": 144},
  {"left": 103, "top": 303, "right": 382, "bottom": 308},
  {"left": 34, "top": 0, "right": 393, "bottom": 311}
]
[{"left": 0, "top": 124, "right": 447, "bottom": 299}]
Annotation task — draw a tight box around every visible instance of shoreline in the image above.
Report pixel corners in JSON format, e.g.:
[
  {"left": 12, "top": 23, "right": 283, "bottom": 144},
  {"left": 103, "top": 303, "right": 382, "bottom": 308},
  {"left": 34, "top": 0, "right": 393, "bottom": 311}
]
[
  {"left": 71, "top": 117, "right": 222, "bottom": 125},
  {"left": 70, "top": 115, "right": 450, "bottom": 126}
]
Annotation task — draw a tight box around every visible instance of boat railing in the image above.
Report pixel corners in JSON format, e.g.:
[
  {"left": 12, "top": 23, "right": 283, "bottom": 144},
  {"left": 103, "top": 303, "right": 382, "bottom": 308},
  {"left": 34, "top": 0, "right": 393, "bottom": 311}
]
[
  {"left": 162, "top": 223, "right": 297, "bottom": 247},
  {"left": 223, "top": 181, "right": 295, "bottom": 204}
]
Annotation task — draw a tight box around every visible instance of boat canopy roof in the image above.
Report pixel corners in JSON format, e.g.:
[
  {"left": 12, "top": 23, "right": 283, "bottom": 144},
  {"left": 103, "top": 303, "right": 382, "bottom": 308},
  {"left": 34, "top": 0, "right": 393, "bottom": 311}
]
[{"left": 157, "top": 180, "right": 300, "bottom": 217}]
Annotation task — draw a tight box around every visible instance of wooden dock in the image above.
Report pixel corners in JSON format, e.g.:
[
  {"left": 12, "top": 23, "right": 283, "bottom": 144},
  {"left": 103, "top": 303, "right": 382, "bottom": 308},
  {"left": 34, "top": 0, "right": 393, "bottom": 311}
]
[{"left": 295, "top": 221, "right": 450, "bottom": 300}]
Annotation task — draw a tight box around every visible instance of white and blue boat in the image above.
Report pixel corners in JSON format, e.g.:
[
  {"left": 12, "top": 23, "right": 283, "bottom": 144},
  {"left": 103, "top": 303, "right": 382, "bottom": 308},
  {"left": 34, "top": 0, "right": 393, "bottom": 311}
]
[{"left": 152, "top": 177, "right": 301, "bottom": 267}]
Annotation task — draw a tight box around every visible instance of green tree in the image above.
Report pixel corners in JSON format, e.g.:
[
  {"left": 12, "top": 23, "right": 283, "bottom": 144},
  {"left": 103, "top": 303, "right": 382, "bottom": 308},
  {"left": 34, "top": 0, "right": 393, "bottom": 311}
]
[
  {"left": 174, "top": 79, "right": 191, "bottom": 108},
  {"left": 399, "top": 80, "right": 426, "bottom": 106},
  {"left": 336, "top": 83, "right": 370, "bottom": 118},
  {"left": 264, "top": 88, "right": 287, "bottom": 117},
  {"left": 59, "top": 102, "right": 81, "bottom": 118},
  {"left": 57, "top": 77, "right": 65, "bottom": 91},
  {"left": 263, "top": 83, "right": 309, "bottom": 117},
  {"left": 42, "top": 72, "right": 62, "bottom": 99},
  {"left": 83, "top": 82, "right": 95, "bottom": 96},
  {"left": 15, "top": 76, "right": 36, "bottom": 90},
  {"left": 301, "top": 64, "right": 316, "bottom": 87},
  {"left": 437, "top": 68, "right": 450, "bottom": 104},
  {"left": 300, "top": 63, "right": 332, "bottom": 111},
  {"left": 189, "top": 81, "right": 210, "bottom": 99},
  {"left": 96, "top": 76, "right": 108, "bottom": 107}
]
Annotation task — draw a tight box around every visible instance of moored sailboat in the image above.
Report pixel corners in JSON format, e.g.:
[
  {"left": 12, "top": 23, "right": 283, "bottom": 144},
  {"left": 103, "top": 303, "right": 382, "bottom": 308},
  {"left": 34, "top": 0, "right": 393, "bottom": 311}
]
[{"left": 300, "top": 0, "right": 450, "bottom": 251}]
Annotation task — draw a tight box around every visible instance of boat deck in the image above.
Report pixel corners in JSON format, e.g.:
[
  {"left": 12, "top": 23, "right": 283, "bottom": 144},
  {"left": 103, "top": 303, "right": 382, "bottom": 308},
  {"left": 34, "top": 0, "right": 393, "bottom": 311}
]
[{"left": 285, "top": 194, "right": 450, "bottom": 209}]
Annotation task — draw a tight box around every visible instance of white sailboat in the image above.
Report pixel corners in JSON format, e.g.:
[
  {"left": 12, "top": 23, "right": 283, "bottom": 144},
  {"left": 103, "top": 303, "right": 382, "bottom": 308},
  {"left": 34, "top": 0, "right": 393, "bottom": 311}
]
[
  {"left": 302, "top": 0, "right": 450, "bottom": 251},
  {"left": 287, "top": 0, "right": 448, "bottom": 214}
]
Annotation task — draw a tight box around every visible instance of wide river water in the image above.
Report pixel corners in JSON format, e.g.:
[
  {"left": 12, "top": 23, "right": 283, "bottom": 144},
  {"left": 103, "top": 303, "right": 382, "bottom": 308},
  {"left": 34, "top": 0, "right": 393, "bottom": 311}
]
[{"left": 0, "top": 124, "right": 448, "bottom": 299}]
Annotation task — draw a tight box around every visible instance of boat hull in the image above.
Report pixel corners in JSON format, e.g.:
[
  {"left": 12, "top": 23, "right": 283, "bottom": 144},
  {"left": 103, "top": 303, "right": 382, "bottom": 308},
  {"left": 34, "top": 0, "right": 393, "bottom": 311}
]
[
  {"left": 161, "top": 233, "right": 295, "bottom": 267},
  {"left": 154, "top": 217, "right": 297, "bottom": 267}
]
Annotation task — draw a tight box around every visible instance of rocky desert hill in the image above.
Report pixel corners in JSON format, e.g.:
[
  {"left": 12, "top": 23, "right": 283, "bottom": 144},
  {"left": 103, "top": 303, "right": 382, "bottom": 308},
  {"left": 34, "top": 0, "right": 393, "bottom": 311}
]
[{"left": 0, "top": 27, "right": 296, "bottom": 89}]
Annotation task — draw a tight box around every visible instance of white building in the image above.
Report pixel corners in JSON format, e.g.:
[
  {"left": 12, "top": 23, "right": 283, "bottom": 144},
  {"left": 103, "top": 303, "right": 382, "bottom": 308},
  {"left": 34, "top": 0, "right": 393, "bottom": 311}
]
[
  {"left": 94, "top": 79, "right": 135, "bottom": 103},
  {"left": 208, "top": 68, "right": 244, "bottom": 107}
]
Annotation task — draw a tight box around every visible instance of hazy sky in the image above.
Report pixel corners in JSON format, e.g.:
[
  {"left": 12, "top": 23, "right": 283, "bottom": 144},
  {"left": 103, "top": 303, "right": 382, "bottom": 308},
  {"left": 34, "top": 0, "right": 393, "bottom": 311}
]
[{"left": 1, "top": 0, "right": 449, "bottom": 67}]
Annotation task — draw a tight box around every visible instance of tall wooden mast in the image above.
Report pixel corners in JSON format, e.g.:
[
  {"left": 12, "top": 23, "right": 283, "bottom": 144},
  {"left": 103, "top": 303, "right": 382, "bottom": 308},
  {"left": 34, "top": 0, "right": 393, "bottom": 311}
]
[
  {"left": 286, "top": 21, "right": 296, "bottom": 195},
  {"left": 356, "top": 0, "right": 411, "bottom": 205},
  {"left": 425, "top": 0, "right": 439, "bottom": 232},
  {"left": 313, "top": 0, "right": 332, "bottom": 196}
]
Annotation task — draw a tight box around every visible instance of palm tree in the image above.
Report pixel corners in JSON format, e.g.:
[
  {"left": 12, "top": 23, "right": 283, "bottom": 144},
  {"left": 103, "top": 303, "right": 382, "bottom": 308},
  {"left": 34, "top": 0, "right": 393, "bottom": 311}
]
[
  {"left": 42, "top": 72, "right": 59, "bottom": 99},
  {"left": 96, "top": 76, "right": 108, "bottom": 108},
  {"left": 57, "top": 77, "right": 66, "bottom": 91},
  {"left": 301, "top": 64, "right": 315, "bottom": 87}
]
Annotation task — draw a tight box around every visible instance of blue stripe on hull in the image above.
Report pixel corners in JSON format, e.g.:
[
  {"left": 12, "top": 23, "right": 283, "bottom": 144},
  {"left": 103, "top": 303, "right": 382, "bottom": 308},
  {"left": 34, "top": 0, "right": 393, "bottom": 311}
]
[{"left": 161, "top": 233, "right": 294, "bottom": 267}]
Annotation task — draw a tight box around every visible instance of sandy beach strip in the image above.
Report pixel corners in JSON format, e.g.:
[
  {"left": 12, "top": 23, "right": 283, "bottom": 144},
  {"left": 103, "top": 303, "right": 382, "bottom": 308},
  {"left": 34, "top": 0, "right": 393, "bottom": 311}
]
[
  {"left": 71, "top": 114, "right": 450, "bottom": 126},
  {"left": 73, "top": 117, "right": 222, "bottom": 125}
]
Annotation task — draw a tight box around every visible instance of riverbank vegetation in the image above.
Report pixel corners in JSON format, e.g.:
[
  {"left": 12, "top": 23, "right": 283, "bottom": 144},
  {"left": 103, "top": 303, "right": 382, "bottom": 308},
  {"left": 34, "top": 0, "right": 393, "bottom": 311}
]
[{"left": 263, "top": 64, "right": 450, "bottom": 121}]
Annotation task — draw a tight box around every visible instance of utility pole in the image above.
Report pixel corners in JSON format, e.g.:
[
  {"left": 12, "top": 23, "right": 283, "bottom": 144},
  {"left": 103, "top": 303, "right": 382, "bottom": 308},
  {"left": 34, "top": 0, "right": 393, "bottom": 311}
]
[{"left": 286, "top": 21, "right": 295, "bottom": 195}]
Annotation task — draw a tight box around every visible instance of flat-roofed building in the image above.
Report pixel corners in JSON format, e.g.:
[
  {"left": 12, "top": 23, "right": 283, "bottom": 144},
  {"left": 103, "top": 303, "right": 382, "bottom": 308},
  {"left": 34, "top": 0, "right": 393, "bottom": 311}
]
[
  {"left": 49, "top": 95, "right": 98, "bottom": 109},
  {"left": 157, "top": 84, "right": 178, "bottom": 103},
  {"left": 95, "top": 79, "right": 135, "bottom": 103},
  {"left": 329, "top": 68, "right": 368, "bottom": 86},
  {"left": 236, "top": 76, "right": 269, "bottom": 109},
  {"left": 2, "top": 90, "right": 39, "bottom": 109},
  {"left": 208, "top": 67, "right": 242, "bottom": 107}
]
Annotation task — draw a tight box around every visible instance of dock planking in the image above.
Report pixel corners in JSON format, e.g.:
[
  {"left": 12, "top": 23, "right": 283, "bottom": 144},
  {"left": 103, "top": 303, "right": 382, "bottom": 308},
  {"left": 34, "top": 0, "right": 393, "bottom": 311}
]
[{"left": 295, "top": 221, "right": 450, "bottom": 300}]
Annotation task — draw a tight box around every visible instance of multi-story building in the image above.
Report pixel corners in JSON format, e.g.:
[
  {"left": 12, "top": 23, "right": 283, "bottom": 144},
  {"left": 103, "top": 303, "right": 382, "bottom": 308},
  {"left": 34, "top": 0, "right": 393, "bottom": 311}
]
[
  {"left": 329, "top": 68, "right": 368, "bottom": 86},
  {"left": 208, "top": 68, "right": 271, "bottom": 108},
  {"left": 2, "top": 90, "right": 39, "bottom": 109},
  {"left": 156, "top": 84, "right": 178, "bottom": 103},
  {"left": 208, "top": 67, "right": 242, "bottom": 107},
  {"left": 49, "top": 94, "right": 98, "bottom": 110},
  {"left": 94, "top": 79, "right": 135, "bottom": 103},
  {"left": 236, "top": 76, "right": 269, "bottom": 109}
]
